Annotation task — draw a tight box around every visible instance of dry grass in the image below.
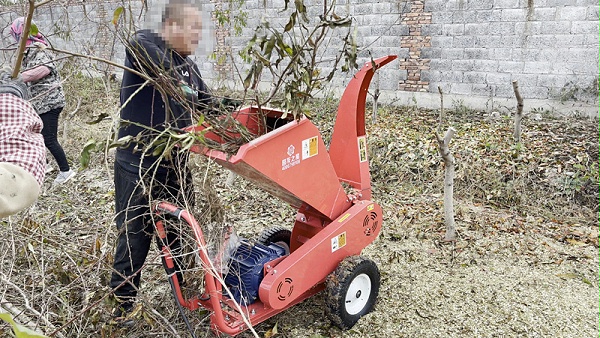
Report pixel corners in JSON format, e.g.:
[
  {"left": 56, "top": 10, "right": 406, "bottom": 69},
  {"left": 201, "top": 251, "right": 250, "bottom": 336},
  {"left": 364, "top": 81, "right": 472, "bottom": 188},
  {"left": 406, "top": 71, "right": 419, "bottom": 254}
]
[{"left": 0, "top": 79, "right": 597, "bottom": 338}]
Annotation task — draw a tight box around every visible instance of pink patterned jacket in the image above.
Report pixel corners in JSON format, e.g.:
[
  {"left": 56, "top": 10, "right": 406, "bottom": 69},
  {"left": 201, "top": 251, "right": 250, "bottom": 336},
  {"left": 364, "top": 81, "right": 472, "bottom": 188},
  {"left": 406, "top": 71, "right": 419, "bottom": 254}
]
[{"left": 0, "top": 93, "right": 46, "bottom": 185}]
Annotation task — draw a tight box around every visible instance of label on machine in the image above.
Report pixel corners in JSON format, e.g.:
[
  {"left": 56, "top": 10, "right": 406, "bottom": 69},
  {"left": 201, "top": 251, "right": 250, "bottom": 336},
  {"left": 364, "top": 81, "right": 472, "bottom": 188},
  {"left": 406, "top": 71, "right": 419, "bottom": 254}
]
[
  {"left": 302, "top": 136, "right": 318, "bottom": 160},
  {"left": 358, "top": 136, "right": 368, "bottom": 162},
  {"left": 331, "top": 231, "right": 347, "bottom": 253},
  {"left": 282, "top": 145, "right": 301, "bottom": 171}
]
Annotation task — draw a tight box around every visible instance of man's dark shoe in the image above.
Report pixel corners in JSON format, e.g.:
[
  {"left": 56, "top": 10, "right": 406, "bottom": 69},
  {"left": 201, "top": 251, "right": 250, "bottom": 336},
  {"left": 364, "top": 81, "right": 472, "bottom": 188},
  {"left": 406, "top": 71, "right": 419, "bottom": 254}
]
[{"left": 110, "top": 301, "right": 135, "bottom": 327}]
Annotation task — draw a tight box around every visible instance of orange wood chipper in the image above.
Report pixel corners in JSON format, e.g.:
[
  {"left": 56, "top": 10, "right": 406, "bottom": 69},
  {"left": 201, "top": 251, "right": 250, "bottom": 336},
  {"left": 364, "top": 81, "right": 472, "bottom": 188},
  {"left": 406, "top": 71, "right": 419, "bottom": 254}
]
[{"left": 154, "top": 55, "right": 397, "bottom": 336}]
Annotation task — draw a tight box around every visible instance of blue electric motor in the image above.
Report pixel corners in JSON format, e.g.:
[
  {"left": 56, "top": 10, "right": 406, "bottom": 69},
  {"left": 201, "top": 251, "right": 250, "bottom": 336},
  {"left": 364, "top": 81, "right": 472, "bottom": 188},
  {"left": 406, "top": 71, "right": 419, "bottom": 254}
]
[{"left": 224, "top": 240, "right": 287, "bottom": 305}]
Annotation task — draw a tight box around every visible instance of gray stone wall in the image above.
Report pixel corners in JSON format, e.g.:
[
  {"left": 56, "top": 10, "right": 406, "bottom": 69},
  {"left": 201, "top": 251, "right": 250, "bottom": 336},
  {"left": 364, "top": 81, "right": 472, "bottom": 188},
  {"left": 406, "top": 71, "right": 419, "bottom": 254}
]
[
  {"left": 203, "top": 0, "right": 598, "bottom": 114},
  {"left": 423, "top": 0, "right": 599, "bottom": 106},
  {"left": 1, "top": 0, "right": 597, "bottom": 114},
  {"left": 0, "top": 1, "right": 132, "bottom": 75}
]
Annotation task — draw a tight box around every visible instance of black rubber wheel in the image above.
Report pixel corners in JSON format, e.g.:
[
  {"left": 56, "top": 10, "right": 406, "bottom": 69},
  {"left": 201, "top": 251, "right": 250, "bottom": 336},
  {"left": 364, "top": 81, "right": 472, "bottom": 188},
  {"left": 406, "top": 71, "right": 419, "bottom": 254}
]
[
  {"left": 257, "top": 226, "right": 291, "bottom": 254},
  {"left": 326, "top": 256, "right": 380, "bottom": 330}
]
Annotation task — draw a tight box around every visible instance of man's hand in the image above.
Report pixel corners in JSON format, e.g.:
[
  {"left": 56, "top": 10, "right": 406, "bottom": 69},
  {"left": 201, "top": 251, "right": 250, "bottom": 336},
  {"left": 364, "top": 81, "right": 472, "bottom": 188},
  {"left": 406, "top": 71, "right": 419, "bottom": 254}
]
[
  {"left": 179, "top": 81, "right": 198, "bottom": 101},
  {"left": 0, "top": 68, "right": 29, "bottom": 99},
  {"left": 220, "top": 97, "right": 242, "bottom": 109}
]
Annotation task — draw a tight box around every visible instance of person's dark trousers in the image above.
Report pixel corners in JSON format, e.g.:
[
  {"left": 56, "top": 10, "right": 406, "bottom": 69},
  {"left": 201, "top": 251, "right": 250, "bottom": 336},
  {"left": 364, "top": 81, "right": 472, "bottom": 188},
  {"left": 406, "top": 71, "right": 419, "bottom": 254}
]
[
  {"left": 39, "top": 107, "right": 70, "bottom": 172},
  {"left": 110, "top": 159, "right": 193, "bottom": 304}
]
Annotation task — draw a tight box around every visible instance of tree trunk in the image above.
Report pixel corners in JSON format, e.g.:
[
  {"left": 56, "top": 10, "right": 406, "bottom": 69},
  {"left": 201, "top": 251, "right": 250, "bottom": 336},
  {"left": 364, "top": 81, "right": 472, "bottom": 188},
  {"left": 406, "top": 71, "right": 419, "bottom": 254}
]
[
  {"left": 437, "top": 86, "right": 444, "bottom": 133},
  {"left": 11, "top": 1, "right": 36, "bottom": 78},
  {"left": 436, "top": 127, "right": 456, "bottom": 242},
  {"left": 512, "top": 80, "right": 524, "bottom": 143}
]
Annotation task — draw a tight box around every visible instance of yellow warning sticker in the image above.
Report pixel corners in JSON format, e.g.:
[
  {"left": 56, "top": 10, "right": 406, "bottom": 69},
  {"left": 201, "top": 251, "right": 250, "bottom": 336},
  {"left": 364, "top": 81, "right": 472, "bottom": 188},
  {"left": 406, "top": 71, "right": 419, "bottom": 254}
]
[
  {"left": 302, "top": 136, "right": 318, "bottom": 160},
  {"left": 338, "top": 213, "right": 351, "bottom": 223},
  {"left": 358, "top": 136, "right": 367, "bottom": 162},
  {"left": 331, "top": 232, "right": 347, "bottom": 252}
]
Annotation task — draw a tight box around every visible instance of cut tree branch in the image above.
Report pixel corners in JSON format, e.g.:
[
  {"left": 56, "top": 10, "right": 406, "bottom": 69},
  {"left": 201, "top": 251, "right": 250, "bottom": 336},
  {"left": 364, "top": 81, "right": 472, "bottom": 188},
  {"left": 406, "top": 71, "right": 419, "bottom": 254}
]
[
  {"left": 436, "top": 127, "right": 457, "bottom": 242},
  {"left": 1, "top": 275, "right": 64, "bottom": 338},
  {"left": 436, "top": 87, "right": 456, "bottom": 242},
  {"left": 512, "top": 80, "right": 524, "bottom": 143},
  {"left": 48, "top": 47, "right": 150, "bottom": 81},
  {"left": 62, "top": 97, "right": 81, "bottom": 140},
  {"left": 11, "top": 0, "right": 36, "bottom": 78}
]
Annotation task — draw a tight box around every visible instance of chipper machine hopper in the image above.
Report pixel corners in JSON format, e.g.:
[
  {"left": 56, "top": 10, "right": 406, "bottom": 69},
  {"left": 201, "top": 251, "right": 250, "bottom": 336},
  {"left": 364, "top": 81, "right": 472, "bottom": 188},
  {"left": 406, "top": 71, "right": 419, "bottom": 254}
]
[{"left": 154, "top": 55, "right": 397, "bottom": 335}]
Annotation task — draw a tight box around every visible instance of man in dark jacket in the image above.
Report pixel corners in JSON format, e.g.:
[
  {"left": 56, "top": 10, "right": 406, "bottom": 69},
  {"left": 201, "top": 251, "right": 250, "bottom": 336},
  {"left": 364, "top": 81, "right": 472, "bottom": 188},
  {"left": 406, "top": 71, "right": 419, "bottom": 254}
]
[{"left": 110, "top": 0, "right": 212, "bottom": 322}]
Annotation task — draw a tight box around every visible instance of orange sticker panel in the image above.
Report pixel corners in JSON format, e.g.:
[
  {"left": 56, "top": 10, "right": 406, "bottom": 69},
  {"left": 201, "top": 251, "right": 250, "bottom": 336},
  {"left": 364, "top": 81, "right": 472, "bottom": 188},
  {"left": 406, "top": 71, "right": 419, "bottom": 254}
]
[{"left": 302, "top": 136, "right": 318, "bottom": 160}]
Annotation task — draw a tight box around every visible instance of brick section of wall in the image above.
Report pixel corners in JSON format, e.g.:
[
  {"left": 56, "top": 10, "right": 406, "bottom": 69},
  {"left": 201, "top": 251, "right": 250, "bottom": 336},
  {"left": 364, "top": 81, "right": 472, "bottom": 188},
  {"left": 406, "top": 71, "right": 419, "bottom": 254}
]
[
  {"left": 398, "top": 0, "right": 432, "bottom": 92},
  {"left": 211, "top": 0, "right": 232, "bottom": 77},
  {"left": 95, "top": 2, "right": 115, "bottom": 73}
]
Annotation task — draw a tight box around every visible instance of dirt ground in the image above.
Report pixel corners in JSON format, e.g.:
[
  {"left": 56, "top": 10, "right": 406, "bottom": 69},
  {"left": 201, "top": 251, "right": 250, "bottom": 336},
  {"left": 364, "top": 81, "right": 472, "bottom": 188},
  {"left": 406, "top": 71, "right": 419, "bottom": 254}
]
[{"left": 0, "top": 81, "right": 598, "bottom": 338}]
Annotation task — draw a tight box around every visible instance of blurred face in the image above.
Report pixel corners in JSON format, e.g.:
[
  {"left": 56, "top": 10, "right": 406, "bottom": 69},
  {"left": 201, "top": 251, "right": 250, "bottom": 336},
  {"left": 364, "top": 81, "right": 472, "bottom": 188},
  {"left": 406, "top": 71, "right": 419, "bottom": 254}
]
[{"left": 164, "top": 6, "right": 202, "bottom": 56}]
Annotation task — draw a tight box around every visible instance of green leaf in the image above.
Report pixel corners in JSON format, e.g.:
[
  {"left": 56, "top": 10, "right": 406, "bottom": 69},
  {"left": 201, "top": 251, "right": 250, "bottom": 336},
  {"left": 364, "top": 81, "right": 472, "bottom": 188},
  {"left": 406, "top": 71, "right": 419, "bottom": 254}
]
[
  {"left": 264, "top": 36, "right": 276, "bottom": 56},
  {"left": 79, "top": 139, "right": 97, "bottom": 169},
  {"left": 301, "top": 69, "right": 311, "bottom": 87},
  {"left": 29, "top": 23, "right": 38, "bottom": 37},
  {"left": 109, "top": 135, "right": 134, "bottom": 149},
  {"left": 284, "top": 12, "right": 296, "bottom": 32},
  {"left": 276, "top": 39, "right": 294, "bottom": 57},
  {"left": 243, "top": 66, "right": 254, "bottom": 90},
  {"left": 252, "top": 62, "right": 264, "bottom": 88},
  {"left": 152, "top": 142, "right": 167, "bottom": 157},
  {"left": 112, "top": 7, "right": 124, "bottom": 26},
  {"left": 294, "top": 0, "right": 308, "bottom": 22},
  {"left": 0, "top": 312, "right": 49, "bottom": 337},
  {"left": 253, "top": 51, "right": 271, "bottom": 66},
  {"left": 196, "top": 114, "right": 205, "bottom": 126}
]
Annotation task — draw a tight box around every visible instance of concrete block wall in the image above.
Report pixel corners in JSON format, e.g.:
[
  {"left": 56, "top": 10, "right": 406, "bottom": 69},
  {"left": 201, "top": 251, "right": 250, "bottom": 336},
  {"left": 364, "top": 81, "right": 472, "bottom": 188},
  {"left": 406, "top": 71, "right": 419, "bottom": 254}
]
[
  {"left": 199, "top": 0, "right": 409, "bottom": 99},
  {"left": 422, "top": 0, "right": 599, "bottom": 108},
  {"left": 206, "top": 0, "right": 598, "bottom": 114},
  {"left": 1, "top": 0, "right": 597, "bottom": 114},
  {"left": 0, "top": 0, "right": 133, "bottom": 74}
]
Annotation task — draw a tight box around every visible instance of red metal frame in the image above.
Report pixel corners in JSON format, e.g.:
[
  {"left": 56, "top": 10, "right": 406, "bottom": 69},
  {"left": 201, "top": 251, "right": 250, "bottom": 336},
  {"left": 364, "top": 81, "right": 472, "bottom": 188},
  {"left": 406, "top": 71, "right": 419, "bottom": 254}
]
[
  {"left": 329, "top": 55, "right": 397, "bottom": 200},
  {"left": 155, "top": 55, "right": 397, "bottom": 335}
]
